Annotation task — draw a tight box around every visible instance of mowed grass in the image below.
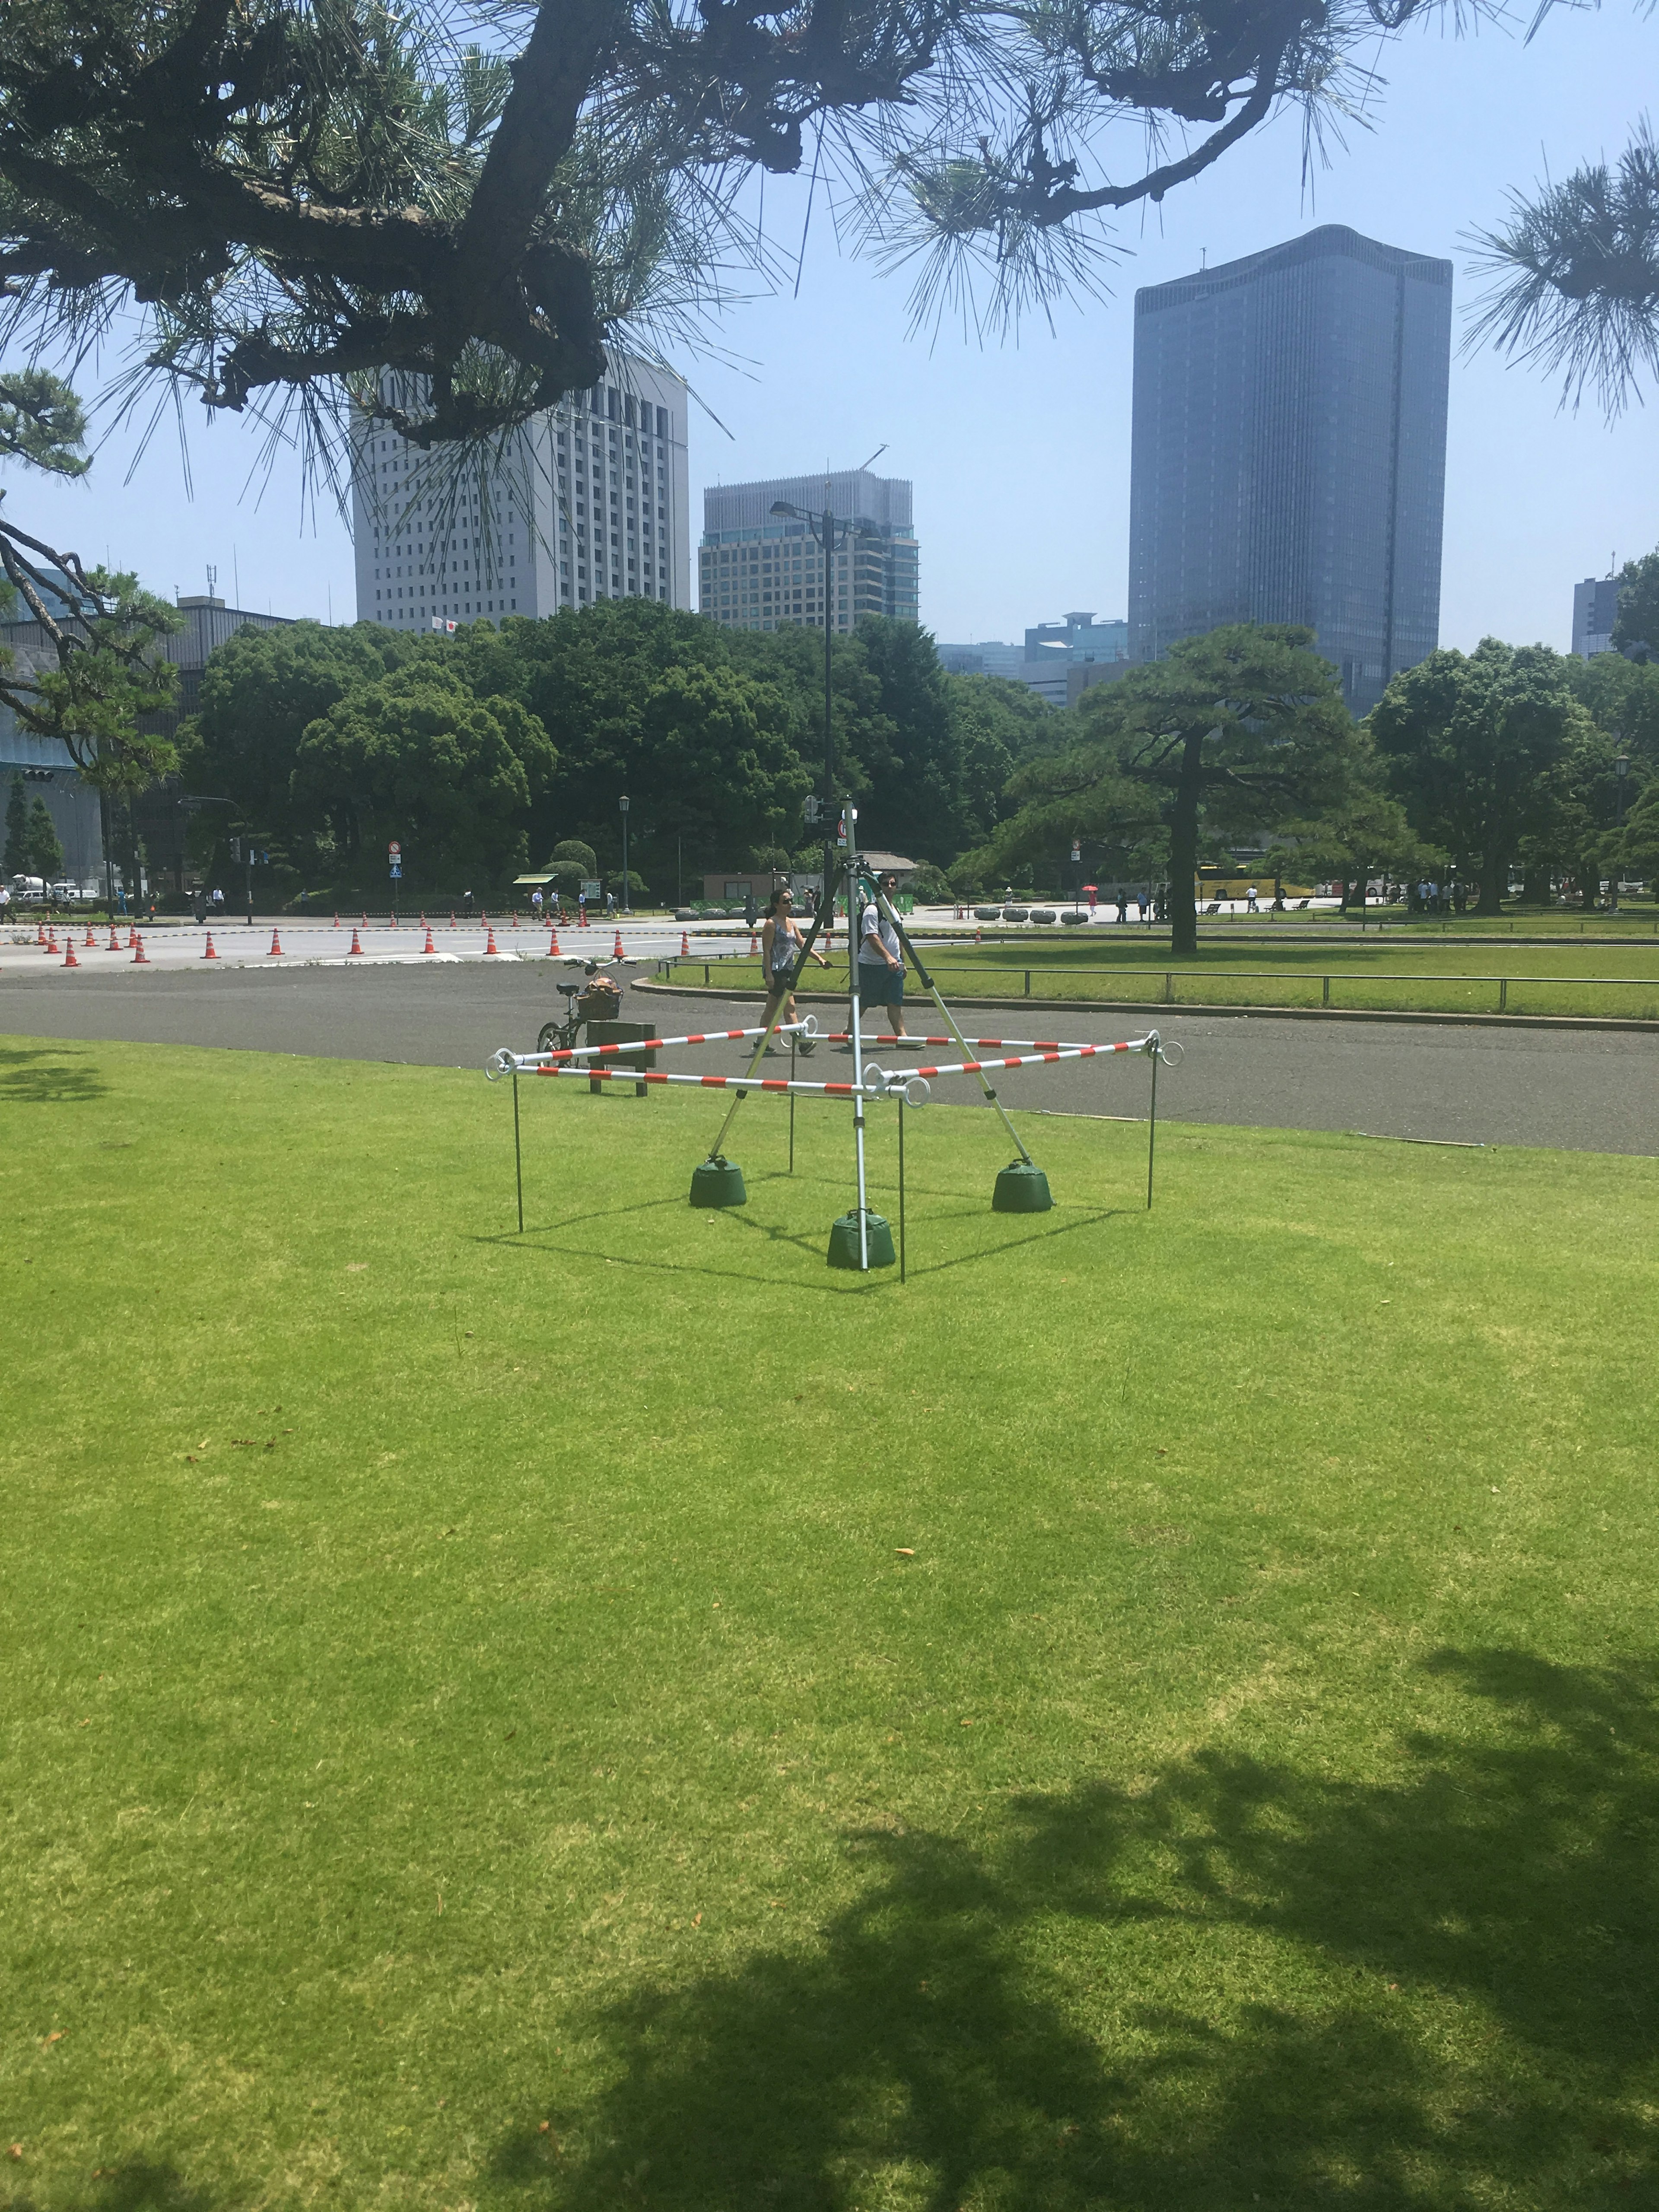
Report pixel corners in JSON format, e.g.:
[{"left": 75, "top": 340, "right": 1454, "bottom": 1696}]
[
  {"left": 3, "top": 1033, "right": 1658, "bottom": 2211},
  {"left": 691, "top": 936, "right": 1659, "bottom": 1020}
]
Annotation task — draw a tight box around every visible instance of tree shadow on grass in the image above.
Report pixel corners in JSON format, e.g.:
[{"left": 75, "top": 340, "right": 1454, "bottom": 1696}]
[
  {"left": 491, "top": 1649, "right": 1659, "bottom": 2210},
  {"left": 7, "top": 2161, "right": 244, "bottom": 2211},
  {"left": 0, "top": 1046, "right": 108, "bottom": 1104}
]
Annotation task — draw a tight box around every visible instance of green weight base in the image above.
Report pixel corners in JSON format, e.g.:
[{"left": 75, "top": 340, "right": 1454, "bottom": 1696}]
[
  {"left": 826, "top": 1211, "right": 896, "bottom": 1270},
  {"left": 992, "top": 1161, "right": 1053, "bottom": 1214},
  {"left": 690, "top": 1157, "right": 747, "bottom": 1208}
]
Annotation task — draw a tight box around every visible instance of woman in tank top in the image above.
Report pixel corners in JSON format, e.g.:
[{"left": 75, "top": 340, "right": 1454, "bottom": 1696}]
[{"left": 759, "top": 884, "right": 826, "bottom": 1054}]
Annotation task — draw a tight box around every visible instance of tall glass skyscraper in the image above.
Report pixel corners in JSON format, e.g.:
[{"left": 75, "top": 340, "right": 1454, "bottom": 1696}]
[{"left": 1128, "top": 225, "right": 1452, "bottom": 716}]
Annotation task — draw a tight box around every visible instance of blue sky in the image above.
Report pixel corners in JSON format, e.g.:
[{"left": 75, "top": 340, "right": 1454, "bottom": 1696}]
[{"left": 7, "top": 3, "right": 1656, "bottom": 653}]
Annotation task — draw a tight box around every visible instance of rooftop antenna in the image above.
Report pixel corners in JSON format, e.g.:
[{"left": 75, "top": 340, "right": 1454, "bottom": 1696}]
[
  {"left": 233, "top": 543, "right": 240, "bottom": 608},
  {"left": 206, "top": 563, "right": 217, "bottom": 599},
  {"left": 1200, "top": 247, "right": 1207, "bottom": 269}
]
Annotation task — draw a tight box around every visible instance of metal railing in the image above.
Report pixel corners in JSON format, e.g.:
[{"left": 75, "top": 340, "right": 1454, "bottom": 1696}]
[{"left": 661, "top": 956, "right": 1659, "bottom": 1019}]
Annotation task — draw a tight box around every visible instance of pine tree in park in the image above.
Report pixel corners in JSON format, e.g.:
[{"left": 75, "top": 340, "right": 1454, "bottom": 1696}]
[
  {"left": 3, "top": 773, "right": 27, "bottom": 876},
  {"left": 25, "top": 793, "right": 63, "bottom": 882}
]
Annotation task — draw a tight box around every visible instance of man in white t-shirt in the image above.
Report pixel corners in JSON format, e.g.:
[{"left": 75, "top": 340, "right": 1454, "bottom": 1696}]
[{"left": 857, "top": 871, "right": 908, "bottom": 1039}]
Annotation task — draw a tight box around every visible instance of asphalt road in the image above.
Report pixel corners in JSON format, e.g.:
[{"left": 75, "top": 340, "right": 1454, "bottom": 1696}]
[{"left": 1, "top": 961, "right": 1654, "bottom": 1154}]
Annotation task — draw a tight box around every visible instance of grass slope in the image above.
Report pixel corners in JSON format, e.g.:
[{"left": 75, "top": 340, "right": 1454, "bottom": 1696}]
[
  {"left": 3, "top": 1033, "right": 1657, "bottom": 2211},
  {"left": 686, "top": 937, "right": 1659, "bottom": 1020}
]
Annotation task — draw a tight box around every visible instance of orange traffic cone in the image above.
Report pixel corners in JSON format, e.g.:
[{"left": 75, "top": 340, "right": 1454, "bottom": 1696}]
[
  {"left": 84, "top": 926, "right": 96, "bottom": 947},
  {"left": 420, "top": 912, "right": 428, "bottom": 931},
  {"left": 268, "top": 928, "right": 283, "bottom": 956},
  {"left": 203, "top": 932, "right": 219, "bottom": 959},
  {"left": 132, "top": 933, "right": 150, "bottom": 965},
  {"left": 422, "top": 925, "right": 437, "bottom": 953},
  {"left": 333, "top": 912, "right": 340, "bottom": 928},
  {"left": 450, "top": 910, "right": 457, "bottom": 929},
  {"left": 361, "top": 910, "right": 369, "bottom": 931},
  {"left": 614, "top": 929, "right": 625, "bottom": 959},
  {"left": 348, "top": 928, "right": 364, "bottom": 955},
  {"left": 680, "top": 930, "right": 690, "bottom": 956},
  {"left": 44, "top": 928, "right": 57, "bottom": 953},
  {"left": 748, "top": 931, "right": 758, "bottom": 956},
  {"left": 975, "top": 925, "right": 982, "bottom": 943},
  {"left": 107, "top": 927, "right": 121, "bottom": 952},
  {"left": 547, "top": 929, "right": 560, "bottom": 955},
  {"left": 126, "top": 926, "right": 137, "bottom": 948},
  {"left": 512, "top": 911, "right": 520, "bottom": 930},
  {"left": 35, "top": 922, "right": 46, "bottom": 945},
  {"left": 389, "top": 910, "right": 397, "bottom": 929},
  {"left": 63, "top": 938, "right": 79, "bottom": 968},
  {"left": 484, "top": 926, "right": 499, "bottom": 956}
]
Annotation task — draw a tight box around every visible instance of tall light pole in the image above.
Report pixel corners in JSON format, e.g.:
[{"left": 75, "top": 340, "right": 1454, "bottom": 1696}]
[
  {"left": 770, "top": 444, "right": 887, "bottom": 916},
  {"left": 619, "top": 792, "right": 630, "bottom": 914}
]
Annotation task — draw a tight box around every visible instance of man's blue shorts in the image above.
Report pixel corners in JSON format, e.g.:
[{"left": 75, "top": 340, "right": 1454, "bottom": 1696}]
[{"left": 857, "top": 962, "right": 905, "bottom": 1008}]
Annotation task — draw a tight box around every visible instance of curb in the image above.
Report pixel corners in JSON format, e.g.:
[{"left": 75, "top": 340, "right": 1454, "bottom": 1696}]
[{"left": 636, "top": 981, "right": 1659, "bottom": 1037}]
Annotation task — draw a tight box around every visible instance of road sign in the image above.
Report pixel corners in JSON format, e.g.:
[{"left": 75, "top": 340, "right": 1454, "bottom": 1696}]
[
  {"left": 1071, "top": 839, "right": 1082, "bottom": 861},
  {"left": 388, "top": 841, "right": 401, "bottom": 858},
  {"left": 390, "top": 864, "right": 402, "bottom": 879}
]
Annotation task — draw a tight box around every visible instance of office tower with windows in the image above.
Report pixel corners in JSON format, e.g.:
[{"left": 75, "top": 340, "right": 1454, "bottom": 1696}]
[
  {"left": 1128, "top": 224, "right": 1452, "bottom": 716},
  {"left": 697, "top": 470, "right": 918, "bottom": 632},
  {"left": 353, "top": 354, "right": 690, "bottom": 629},
  {"left": 1573, "top": 575, "right": 1619, "bottom": 658}
]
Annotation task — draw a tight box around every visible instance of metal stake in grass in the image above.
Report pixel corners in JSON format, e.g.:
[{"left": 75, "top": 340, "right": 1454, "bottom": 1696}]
[{"left": 512, "top": 1066, "right": 524, "bottom": 1233}]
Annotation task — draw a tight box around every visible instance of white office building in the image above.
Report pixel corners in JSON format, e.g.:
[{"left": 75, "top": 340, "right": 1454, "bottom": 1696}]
[
  {"left": 697, "top": 469, "right": 918, "bottom": 633},
  {"left": 353, "top": 354, "right": 691, "bottom": 629}
]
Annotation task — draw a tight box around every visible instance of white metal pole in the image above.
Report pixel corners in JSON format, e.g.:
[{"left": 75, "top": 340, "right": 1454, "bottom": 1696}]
[{"left": 845, "top": 826, "right": 869, "bottom": 1270}]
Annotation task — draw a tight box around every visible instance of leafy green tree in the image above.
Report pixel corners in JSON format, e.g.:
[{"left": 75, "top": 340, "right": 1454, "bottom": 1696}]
[
  {"left": 3, "top": 773, "right": 26, "bottom": 874},
  {"left": 550, "top": 839, "right": 598, "bottom": 876},
  {"left": 1566, "top": 645, "right": 1659, "bottom": 775},
  {"left": 1264, "top": 782, "right": 1434, "bottom": 914},
  {"left": 1611, "top": 549, "right": 1659, "bottom": 655},
  {"left": 26, "top": 793, "right": 63, "bottom": 880},
  {"left": 1370, "top": 640, "right": 1589, "bottom": 915},
  {"left": 723, "top": 621, "right": 895, "bottom": 823},
  {"left": 291, "top": 665, "right": 555, "bottom": 888},
  {"left": 984, "top": 625, "right": 1357, "bottom": 954},
  {"left": 190, "top": 621, "right": 410, "bottom": 845},
  {"left": 1618, "top": 779, "right": 1659, "bottom": 887},
  {"left": 850, "top": 618, "right": 969, "bottom": 863},
  {"left": 635, "top": 661, "right": 808, "bottom": 858},
  {"left": 1515, "top": 719, "right": 1630, "bottom": 910}
]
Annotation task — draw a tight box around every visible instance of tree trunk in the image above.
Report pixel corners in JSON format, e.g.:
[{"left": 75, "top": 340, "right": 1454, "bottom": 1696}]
[
  {"left": 1477, "top": 843, "right": 1505, "bottom": 916},
  {"left": 1577, "top": 853, "right": 1600, "bottom": 910},
  {"left": 1166, "top": 732, "right": 1205, "bottom": 957}
]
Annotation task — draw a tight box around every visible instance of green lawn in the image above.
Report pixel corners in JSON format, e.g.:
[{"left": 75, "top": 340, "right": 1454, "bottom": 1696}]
[
  {"left": 4, "top": 1034, "right": 1657, "bottom": 2211},
  {"left": 686, "top": 937, "right": 1659, "bottom": 1020}
]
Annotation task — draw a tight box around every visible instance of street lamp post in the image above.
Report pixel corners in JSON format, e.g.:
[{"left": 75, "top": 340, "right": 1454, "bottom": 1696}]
[
  {"left": 619, "top": 793, "right": 630, "bottom": 914},
  {"left": 1613, "top": 753, "right": 1630, "bottom": 910},
  {"left": 770, "top": 445, "right": 887, "bottom": 910}
]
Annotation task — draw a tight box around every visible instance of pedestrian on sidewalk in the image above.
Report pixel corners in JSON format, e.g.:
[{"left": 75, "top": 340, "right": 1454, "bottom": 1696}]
[
  {"left": 857, "top": 871, "right": 909, "bottom": 1039},
  {"left": 760, "top": 885, "right": 826, "bottom": 1054}
]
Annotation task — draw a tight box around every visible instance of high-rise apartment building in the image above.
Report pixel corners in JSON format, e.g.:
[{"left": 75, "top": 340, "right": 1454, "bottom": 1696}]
[
  {"left": 1573, "top": 576, "right": 1619, "bottom": 658},
  {"left": 353, "top": 355, "right": 690, "bottom": 629},
  {"left": 1128, "top": 224, "right": 1452, "bottom": 716},
  {"left": 698, "top": 470, "right": 918, "bottom": 632}
]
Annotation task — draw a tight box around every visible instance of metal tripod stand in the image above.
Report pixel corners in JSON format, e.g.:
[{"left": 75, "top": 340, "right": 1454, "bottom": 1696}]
[{"left": 699, "top": 810, "right": 1048, "bottom": 1271}]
